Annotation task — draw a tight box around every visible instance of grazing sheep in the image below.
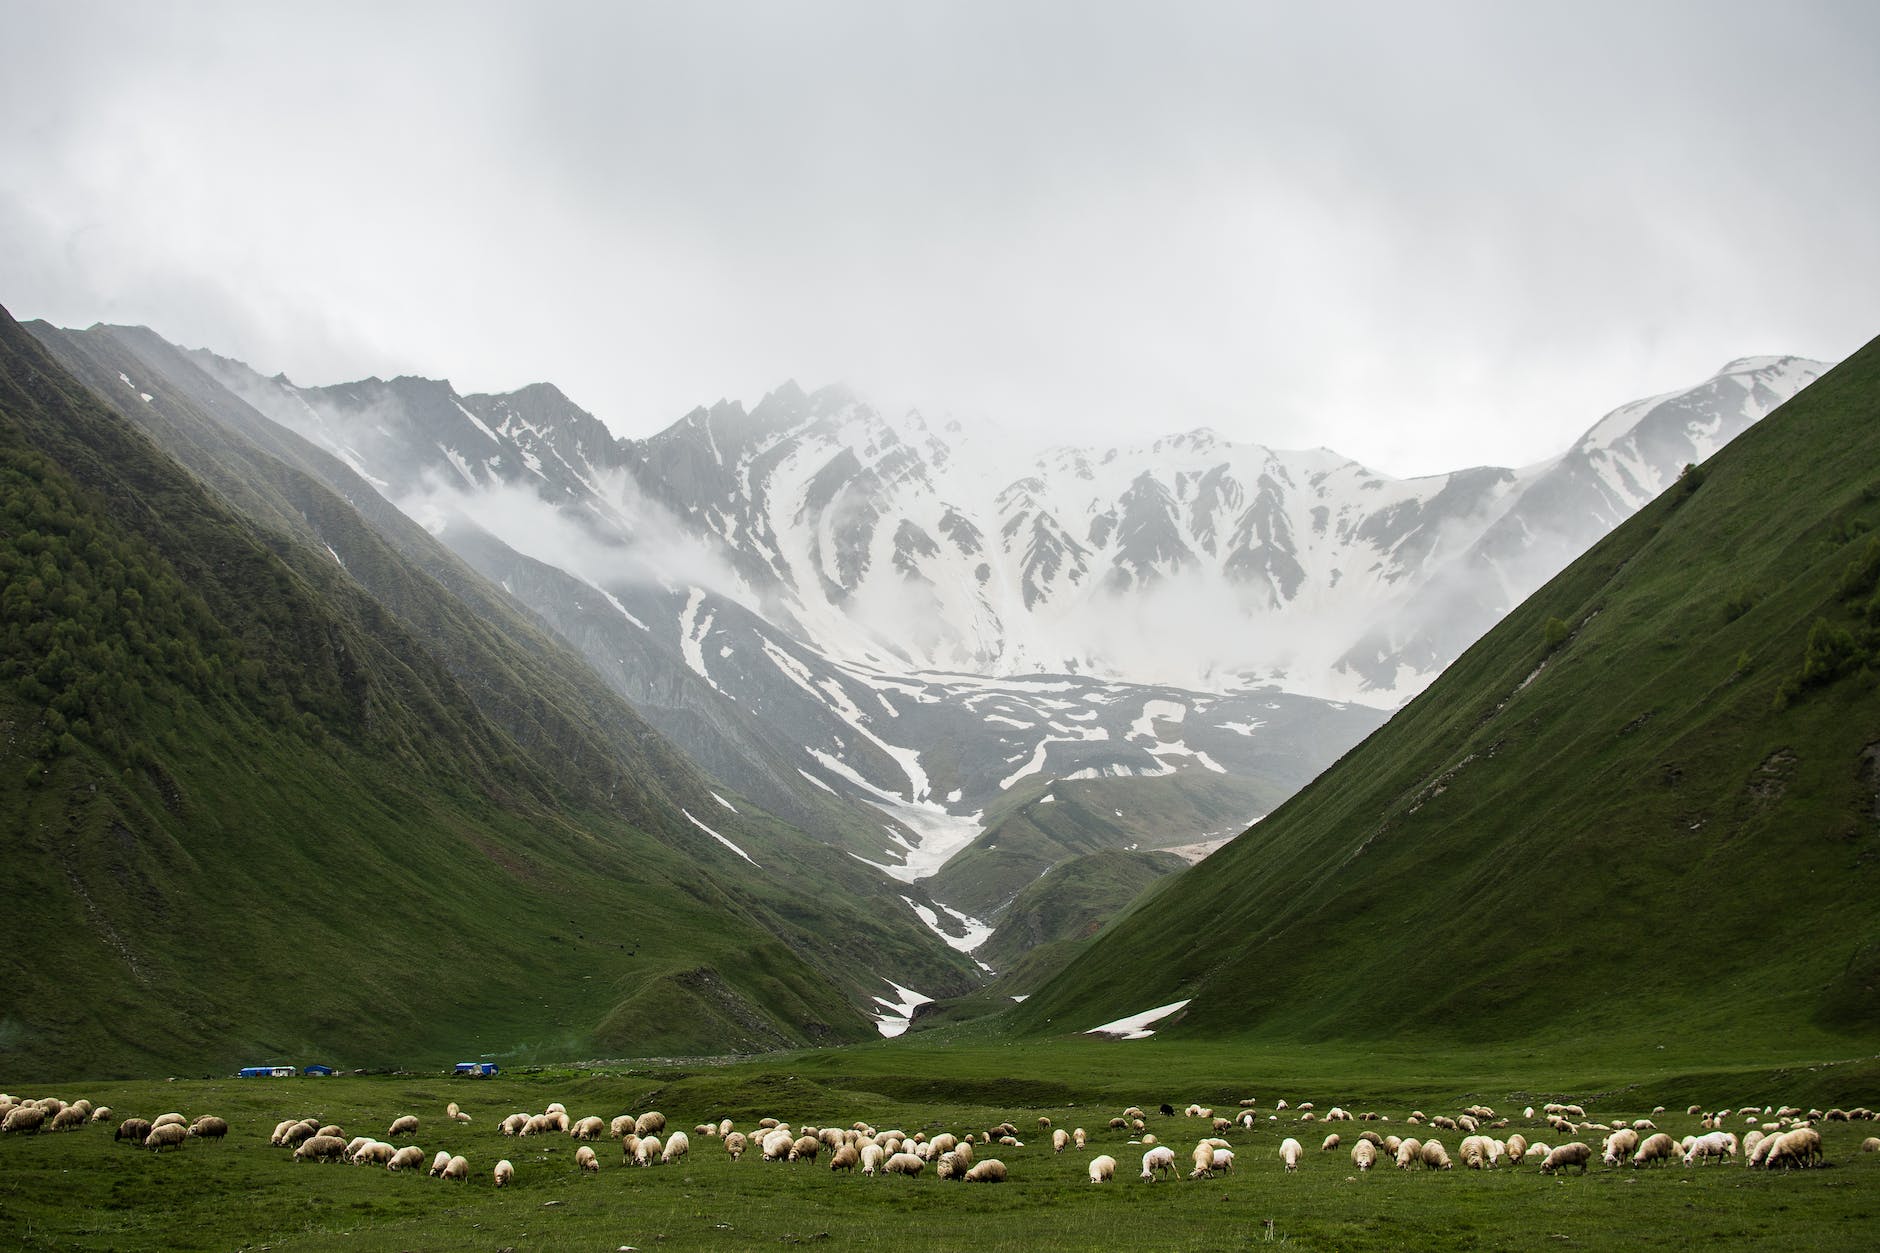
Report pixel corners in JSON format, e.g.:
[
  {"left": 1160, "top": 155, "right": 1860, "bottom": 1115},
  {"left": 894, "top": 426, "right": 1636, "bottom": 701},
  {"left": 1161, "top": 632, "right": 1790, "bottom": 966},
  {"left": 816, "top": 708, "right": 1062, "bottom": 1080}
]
[
  {"left": 663, "top": 1131, "right": 690, "bottom": 1164},
  {"left": 1431, "top": 1116, "right": 1458, "bottom": 1132},
  {"left": 353, "top": 1141, "right": 395, "bottom": 1166},
  {"left": 388, "top": 1145, "right": 427, "bottom": 1172},
  {"left": 860, "top": 1143, "right": 885, "bottom": 1176},
  {"left": 1073, "top": 1127, "right": 1088, "bottom": 1149},
  {"left": 144, "top": 1123, "right": 189, "bottom": 1151},
  {"left": 1602, "top": 1128, "right": 1639, "bottom": 1167},
  {"left": 608, "top": 1114, "right": 635, "bottom": 1138},
  {"left": 725, "top": 1131, "right": 748, "bottom": 1160},
  {"left": 89, "top": 1107, "right": 112, "bottom": 1124},
  {"left": 442, "top": 1155, "right": 469, "bottom": 1181},
  {"left": 1279, "top": 1138, "right": 1304, "bottom": 1172},
  {"left": 1052, "top": 1128, "right": 1069, "bottom": 1153},
  {"left": 430, "top": 1150, "right": 452, "bottom": 1176},
  {"left": 935, "top": 1151, "right": 962, "bottom": 1180},
  {"left": 571, "top": 1116, "right": 606, "bottom": 1141},
  {"left": 576, "top": 1145, "right": 598, "bottom": 1173},
  {"left": 762, "top": 1129, "right": 795, "bottom": 1160},
  {"left": 885, "top": 1152, "right": 924, "bottom": 1176},
  {"left": 4, "top": 1106, "right": 48, "bottom": 1135},
  {"left": 1505, "top": 1134, "right": 1528, "bottom": 1164},
  {"left": 493, "top": 1158, "right": 514, "bottom": 1187},
  {"left": 293, "top": 1134, "right": 347, "bottom": 1162},
  {"left": 1858, "top": 1136, "right": 1880, "bottom": 1153},
  {"left": 1540, "top": 1142, "right": 1592, "bottom": 1175},
  {"left": 150, "top": 1113, "right": 186, "bottom": 1130},
  {"left": 48, "top": 1106, "right": 88, "bottom": 1132},
  {"left": 1189, "top": 1141, "right": 1217, "bottom": 1178},
  {"left": 830, "top": 1144, "right": 860, "bottom": 1172},
  {"left": 1108, "top": 1117, "right": 1128, "bottom": 1130},
  {"left": 1763, "top": 1128, "right": 1822, "bottom": 1170},
  {"left": 1322, "top": 1133, "right": 1341, "bottom": 1152},
  {"left": 1421, "top": 1140, "right": 1452, "bottom": 1170},
  {"left": 346, "top": 1136, "right": 374, "bottom": 1157},
  {"left": 1141, "top": 1145, "right": 1178, "bottom": 1180},
  {"left": 1351, "top": 1140, "right": 1377, "bottom": 1171},
  {"left": 790, "top": 1135, "right": 820, "bottom": 1163},
  {"left": 634, "top": 1135, "right": 662, "bottom": 1167},
  {"left": 188, "top": 1116, "right": 229, "bottom": 1141},
  {"left": 388, "top": 1115, "right": 419, "bottom": 1139},
  {"left": 1396, "top": 1138, "right": 1422, "bottom": 1169},
  {"left": 634, "top": 1112, "right": 666, "bottom": 1137},
  {"left": 1458, "top": 1136, "right": 1492, "bottom": 1169},
  {"left": 965, "top": 1159, "right": 1007, "bottom": 1182},
  {"left": 446, "top": 1101, "right": 471, "bottom": 1123},
  {"left": 1526, "top": 1142, "right": 1551, "bottom": 1161},
  {"left": 1631, "top": 1134, "right": 1676, "bottom": 1167},
  {"left": 500, "top": 1113, "right": 529, "bottom": 1137},
  {"left": 1089, "top": 1154, "right": 1117, "bottom": 1183}
]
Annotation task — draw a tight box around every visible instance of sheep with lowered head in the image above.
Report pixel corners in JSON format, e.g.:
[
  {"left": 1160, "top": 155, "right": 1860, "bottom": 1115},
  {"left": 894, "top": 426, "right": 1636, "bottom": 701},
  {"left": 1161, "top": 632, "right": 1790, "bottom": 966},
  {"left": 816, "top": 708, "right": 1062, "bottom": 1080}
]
[
  {"left": 965, "top": 1159, "right": 1007, "bottom": 1182},
  {"left": 1631, "top": 1133, "right": 1676, "bottom": 1167},
  {"left": 860, "top": 1143, "right": 885, "bottom": 1175},
  {"left": 830, "top": 1144, "right": 859, "bottom": 1172},
  {"left": 1141, "top": 1145, "right": 1177, "bottom": 1180},
  {"left": 388, "top": 1115, "right": 420, "bottom": 1139},
  {"left": 1420, "top": 1140, "right": 1452, "bottom": 1170},
  {"left": 663, "top": 1131, "right": 690, "bottom": 1164},
  {"left": 1601, "top": 1128, "right": 1639, "bottom": 1167},
  {"left": 1351, "top": 1140, "right": 1377, "bottom": 1171},
  {"left": 293, "top": 1134, "right": 346, "bottom": 1162},
  {"left": 885, "top": 1152, "right": 924, "bottom": 1176},
  {"left": 1540, "top": 1142, "right": 1592, "bottom": 1175},
  {"left": 1279, "top": 1138, "right": 1304, "bottom": 1172},
  {"left": 575, "top": 1145, "right": 598, "bottom": 1173},
  {"left": 442, "top": 1155, "right": 469, "bottom": 1181},
  {"left": 187, "top": 1116, "right": 229, "bottom": 1142},
  {"left": 571, "top": 1116, "right": 606, "bottom": 1141},
  {"left": 725, "top": 1131, "right": 748, "bottom": 1160},
  {"left": 446, "top": 1101, "right": 471, "bottom": 1123},
  {"left": 1089, "top": 1154, "right": 1117, "bottom": 1183},
  {"left": 387, "top": 1145, "right": 427, "bottom": 1172},
  {"left": 493, "top": 1159, "right": 514, "bottom": 1187},
  {"left": 145, "top": 1124, "right": 189, "bottom": 1152}
]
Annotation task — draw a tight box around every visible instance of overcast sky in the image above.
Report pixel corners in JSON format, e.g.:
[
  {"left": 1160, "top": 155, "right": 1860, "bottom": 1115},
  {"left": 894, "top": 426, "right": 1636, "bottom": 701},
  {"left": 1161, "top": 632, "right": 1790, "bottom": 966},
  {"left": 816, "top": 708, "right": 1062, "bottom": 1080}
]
[{"left": 3, "top": 1, "right": 1875, "bottom": 476}]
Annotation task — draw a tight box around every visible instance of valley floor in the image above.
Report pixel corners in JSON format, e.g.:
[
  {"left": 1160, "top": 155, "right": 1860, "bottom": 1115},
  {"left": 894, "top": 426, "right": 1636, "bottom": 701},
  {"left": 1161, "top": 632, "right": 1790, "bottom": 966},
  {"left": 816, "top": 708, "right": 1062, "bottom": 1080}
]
[{"left": 4, "top": 1040, "right": 1877, "bottom": 1249}]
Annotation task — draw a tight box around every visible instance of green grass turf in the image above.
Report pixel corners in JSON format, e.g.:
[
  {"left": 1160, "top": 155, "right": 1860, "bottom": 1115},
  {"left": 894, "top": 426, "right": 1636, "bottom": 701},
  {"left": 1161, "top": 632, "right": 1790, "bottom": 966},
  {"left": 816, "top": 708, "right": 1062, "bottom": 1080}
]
[{"left": 3, "top": 1040, "right": 1876, "bottom": 1250}]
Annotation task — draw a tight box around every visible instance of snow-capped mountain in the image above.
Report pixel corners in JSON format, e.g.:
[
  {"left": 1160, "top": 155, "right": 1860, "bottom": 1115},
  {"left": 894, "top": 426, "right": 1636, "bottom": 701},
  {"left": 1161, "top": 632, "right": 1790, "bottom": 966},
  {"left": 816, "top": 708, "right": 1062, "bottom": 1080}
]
[{"left": 188, "top": 346, "right": 1825, "bottom": 924}]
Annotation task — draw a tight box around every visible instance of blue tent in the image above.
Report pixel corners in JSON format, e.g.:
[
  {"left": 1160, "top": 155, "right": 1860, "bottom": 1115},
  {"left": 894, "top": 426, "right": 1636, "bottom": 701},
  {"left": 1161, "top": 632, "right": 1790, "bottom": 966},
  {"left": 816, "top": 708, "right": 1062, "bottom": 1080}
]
[
  {"left": 239, "top": 1066, "right": 295, "bottom": 1078},
  {"left": 454, "top": 1061, "right": 498, "bottom": 1076},
  {"left": 303, "top": 1064, "right": 335, "bottom": 1076}
]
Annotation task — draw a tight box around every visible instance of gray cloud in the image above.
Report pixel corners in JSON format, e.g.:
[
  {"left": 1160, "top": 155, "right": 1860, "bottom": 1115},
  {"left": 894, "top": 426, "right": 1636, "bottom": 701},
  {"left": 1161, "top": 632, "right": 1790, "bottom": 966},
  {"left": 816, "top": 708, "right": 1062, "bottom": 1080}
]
[{"left": 3, "top": 0, "right": 1875, "bottom": 475}]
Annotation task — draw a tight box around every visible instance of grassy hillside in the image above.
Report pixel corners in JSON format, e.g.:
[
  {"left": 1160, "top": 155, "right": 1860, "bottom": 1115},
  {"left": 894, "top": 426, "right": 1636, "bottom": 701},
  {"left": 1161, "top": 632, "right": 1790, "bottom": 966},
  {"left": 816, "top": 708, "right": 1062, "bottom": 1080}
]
[
  {"left": 974, "top": 847, "right": 1184, "bottom": 976},
  {"left": 0, "top": 305, "right": 975, "bottom": 1081},
  {"left": 927, "top": 772, "right": 1271, "bottom": 921},
  {"left": 1011, "top": 335, "right": 1880, "bottom": 1056}
]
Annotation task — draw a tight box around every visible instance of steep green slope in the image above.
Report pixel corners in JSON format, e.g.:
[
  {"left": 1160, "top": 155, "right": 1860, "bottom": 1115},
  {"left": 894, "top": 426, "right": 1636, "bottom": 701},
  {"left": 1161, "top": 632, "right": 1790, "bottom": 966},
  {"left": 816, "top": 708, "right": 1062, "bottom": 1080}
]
[
  {"left": 975, "top": 846, "right": 1185, "bottom": 976},
  {"left": 0, "top": 305, "right": 970, "bottom": 1081},
  {"left": 1013, "top": 336, "right": 1880, "bottom": 1055}
]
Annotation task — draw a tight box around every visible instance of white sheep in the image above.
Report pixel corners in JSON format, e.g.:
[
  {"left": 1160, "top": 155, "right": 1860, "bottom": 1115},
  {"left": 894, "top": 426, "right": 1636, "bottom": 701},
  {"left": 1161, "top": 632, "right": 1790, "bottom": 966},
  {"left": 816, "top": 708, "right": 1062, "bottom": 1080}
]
[
  {"left": 634, "top": 1135, "right": 662, "bottom": 1166},
  {"left": 1279, "top": 1138, "right": 1303, "bottom": 1172},
  {"left": 1052, "top": 1128, "right": 1069, "bottom": 1153},
  {"left": 964, "top": 1159, "right": 1007, "bottom": 1182},
  {"left": 1420, "top": 1139, "right": 1452, "bottom": 1170},
  {"left": 1540, "top": 1142, "right": 1591, "bottom": 1175},
  {"left": 762, "top": 1129, "right": 795, "bottom": 1160},
  {"left": 430, "top": 1149, "right": 452, "bottom": 1176},
  {"left": 443, "top": 1155, "right": 469, "bottom": 1181},
  {"left": 1351, "top": 1140, "right": 1377, "bottom": 1170},
  {"left": 571, "top": 1116, "right": 606, "bottom": 1141},
  {"left": 1601, "top": 1128, "right": 1639, "bottom": 1167},
  {"left": 1321, "top": 1133, "right": 1341, "bottom": 1152},
  {"left": 353, "top": 1141, "right": 395, "bottom": 1166},
  {"left": 1141, "top": 1145, "right": 1177, "bottom": 1180},
  {"left": 663, "top": 1131, "right": 690, "bottom": 1164},
  {"left": 576, "top": 1145, "right": 598, "bottom": 1172},
  {"left": 860, "top": 1143, "right": 885, "bottom": 1175},
  {"left": 1073, "top": 1127, "right": 1088, "bottom": 1149},
  {"left": 388, "top": 1115, "right": 420, "bottom": 1139},
  {"left": 1396, "top": 1138, "right": 1422, "bottom": 1169},
  {"left": 494, "top": 1158, "right": 514, "bottom": 1187},
  {"left": 634, "top": 1111, "right": 666, "bottom": 1137},
  {"left": 387, "top": 1145, "right": 427, "bottom": 1172},
  {"left": 725, "top": 1131, "right": 748, "bottom": 1160},
  {"left": 1631, "top": 1133, "right": 1675, "bottom": 1167},
  {"left": 447, "top": 1101, "right": 471, "bottom": 1123},
  {"left": 885, "top": 1152, "right": 924, "bottom": 1176},
  {"left": 1089, "top": 1154, "right": 1117, "bottom": 1183}
]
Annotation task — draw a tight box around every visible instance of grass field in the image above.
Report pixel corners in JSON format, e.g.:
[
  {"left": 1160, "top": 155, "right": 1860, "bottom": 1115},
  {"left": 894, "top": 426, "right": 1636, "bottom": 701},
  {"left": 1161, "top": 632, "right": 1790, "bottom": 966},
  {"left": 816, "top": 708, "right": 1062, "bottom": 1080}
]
[{"left": 4, "top": 1040, "right": 1876, "bottom": 1251}]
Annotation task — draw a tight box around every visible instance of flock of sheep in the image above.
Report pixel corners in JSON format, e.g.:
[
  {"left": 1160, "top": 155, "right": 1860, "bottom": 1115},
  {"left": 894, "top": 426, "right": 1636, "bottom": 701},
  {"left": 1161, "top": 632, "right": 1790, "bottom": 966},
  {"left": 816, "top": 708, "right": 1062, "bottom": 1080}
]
[{"left": 5, "top": 1087, "right": 1876, "bottom": 1197}]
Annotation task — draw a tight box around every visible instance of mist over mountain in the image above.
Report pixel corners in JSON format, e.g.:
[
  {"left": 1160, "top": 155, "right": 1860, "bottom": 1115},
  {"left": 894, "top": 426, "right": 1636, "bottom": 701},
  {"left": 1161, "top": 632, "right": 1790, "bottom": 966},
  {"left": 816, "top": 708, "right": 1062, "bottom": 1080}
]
[{"left": 20, "top": 318, "right": 1829, "bottom": 986}]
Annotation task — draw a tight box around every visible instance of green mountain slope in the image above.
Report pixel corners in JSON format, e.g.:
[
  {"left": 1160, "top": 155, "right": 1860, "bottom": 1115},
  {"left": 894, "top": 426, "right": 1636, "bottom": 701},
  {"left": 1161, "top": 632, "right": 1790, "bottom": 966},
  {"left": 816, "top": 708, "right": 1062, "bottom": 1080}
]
[
  {"left": 1012, "top": 335, "right": 1880, "bottom": 1056},
  {"left": 0, "top": 305, "right": 972, "bottom": 1081}
]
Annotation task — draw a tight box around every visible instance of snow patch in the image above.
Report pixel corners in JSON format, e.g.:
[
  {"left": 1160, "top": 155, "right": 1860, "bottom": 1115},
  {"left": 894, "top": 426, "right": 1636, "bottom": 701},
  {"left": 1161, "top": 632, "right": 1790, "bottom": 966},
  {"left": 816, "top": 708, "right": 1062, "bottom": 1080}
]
[
  {"left": 1085, "top": 998, "right": 1193, "bottom": 1040},
  {"left": 711, "top": 791, "right": 738, "bottom": 813},
  {"left": 680, "top": 808, "right": 759, "bottom": 867},
  {"left": 871, "top": 979, "right": 933, "bottom": 1037}
]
